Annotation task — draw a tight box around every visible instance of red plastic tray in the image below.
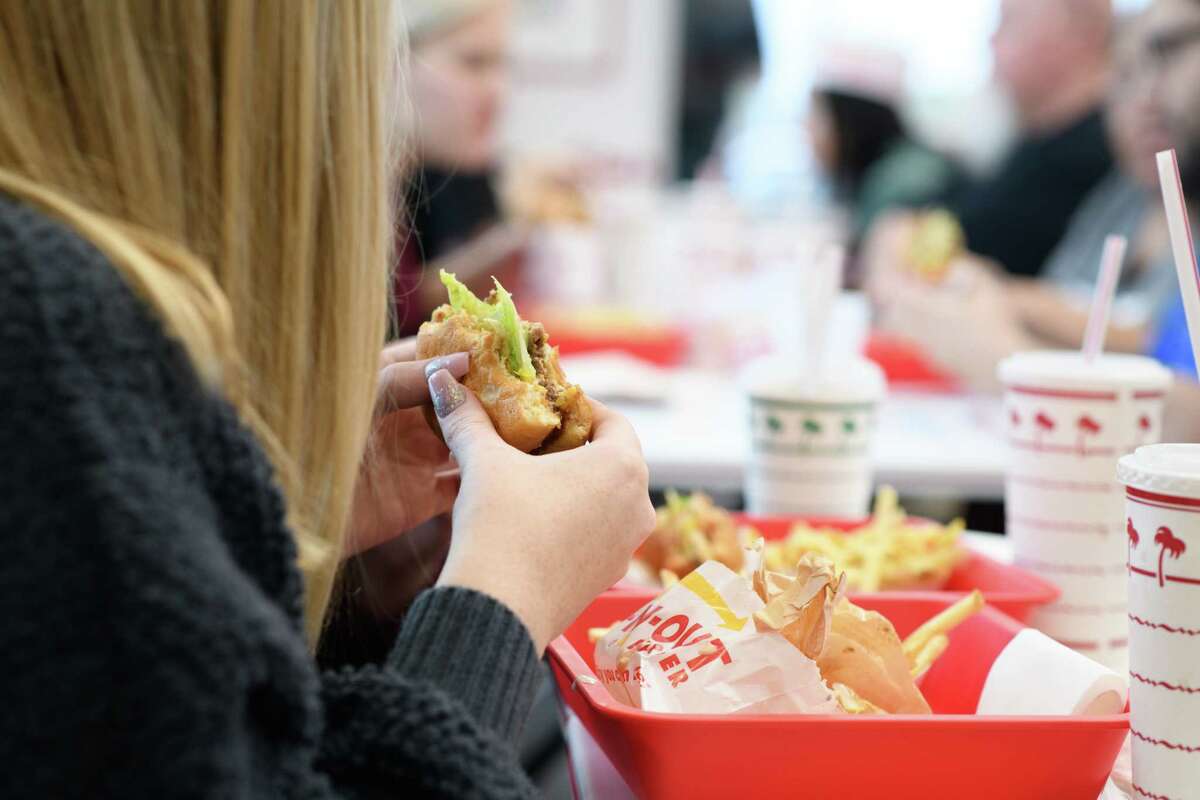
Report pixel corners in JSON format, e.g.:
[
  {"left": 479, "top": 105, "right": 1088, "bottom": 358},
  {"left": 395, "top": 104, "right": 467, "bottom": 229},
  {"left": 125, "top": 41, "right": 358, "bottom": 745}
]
[
  {"left": 864, "top": 331, "right": 959, "bottom": 391},
  {"left": 550, "top": 328, "right": 690, "bottom": 367},
  {"left": 550, "top": 593, "right": 1128, "bottom": 800}
]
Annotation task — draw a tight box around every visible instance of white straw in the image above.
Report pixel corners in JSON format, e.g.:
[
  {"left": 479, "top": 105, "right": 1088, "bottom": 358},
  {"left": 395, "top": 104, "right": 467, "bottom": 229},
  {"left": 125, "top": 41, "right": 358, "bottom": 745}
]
[
  {"left": 804, "top": 244, "right": 843, "bottom": 378},
  {"left": 1081, "top": 234, "right": 1127, "bottom": 361},
  {"left": 1156, "top": 149, "right": 1200, "bottom": 380}
]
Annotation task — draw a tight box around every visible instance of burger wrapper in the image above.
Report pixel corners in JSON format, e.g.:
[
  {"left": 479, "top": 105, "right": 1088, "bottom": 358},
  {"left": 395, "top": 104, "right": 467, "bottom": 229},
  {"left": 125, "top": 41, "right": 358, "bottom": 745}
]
[{"left": 594, "top": 561, "right": 841, "bottom": 715}]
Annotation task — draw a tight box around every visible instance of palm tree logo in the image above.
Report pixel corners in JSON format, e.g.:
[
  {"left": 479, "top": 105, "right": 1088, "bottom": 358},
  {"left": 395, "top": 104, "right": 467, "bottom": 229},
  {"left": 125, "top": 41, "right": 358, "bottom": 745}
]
[
  {"left": 1138, "top": 414, "right": 1152, "bottom": 443},
  {"left": 1126, "top": 518, "right": 1139, "bottom": 564},
  {"left": 1075, "top": 414, "right": 1101, "bottom": 456},
  {"left": 1034, "top": 411, "right": 1055, "bottom": 447},
  {"left": 1154, "top": 526, "right": 1187, "bottom": 588}
]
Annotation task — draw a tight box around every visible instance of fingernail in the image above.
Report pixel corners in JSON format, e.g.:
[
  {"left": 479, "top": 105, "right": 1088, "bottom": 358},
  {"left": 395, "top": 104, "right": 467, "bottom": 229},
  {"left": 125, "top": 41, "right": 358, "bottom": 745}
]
[
  {"left": 428, "top": 368, "right": 466, "bottom": 418},
  {"left": 424, "top": 352, "right": 469, "bottom": 380}
]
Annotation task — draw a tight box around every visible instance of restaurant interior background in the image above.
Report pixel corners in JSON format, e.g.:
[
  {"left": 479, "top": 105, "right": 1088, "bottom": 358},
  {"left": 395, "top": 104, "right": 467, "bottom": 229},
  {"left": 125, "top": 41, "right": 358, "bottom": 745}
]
[{"left": 410, "top": 0, "right": 1193, "bottom": 796}]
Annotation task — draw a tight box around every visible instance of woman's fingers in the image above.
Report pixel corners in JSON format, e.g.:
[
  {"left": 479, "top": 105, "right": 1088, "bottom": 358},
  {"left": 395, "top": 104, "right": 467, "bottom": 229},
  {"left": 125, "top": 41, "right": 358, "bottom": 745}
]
[
  {"left": 379, "top": 337, "right": 418, "bottom": 369},
  {"left": 375, "top": 352, "right": 469, "bottom": 416},
  {"left": 427, "top": 368, "right": 502, "bottom": 469}
]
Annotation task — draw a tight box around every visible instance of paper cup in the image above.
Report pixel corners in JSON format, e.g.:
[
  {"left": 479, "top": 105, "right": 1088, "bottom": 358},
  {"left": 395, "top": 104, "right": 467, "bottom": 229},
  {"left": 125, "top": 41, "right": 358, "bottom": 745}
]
[
  {"left": 743, "top": 357, "right": 885, "bottom": 518},
  {"left": 999, "top": 351, "right": 1171, "bottom": 671},
  {"left": 1118, "top": 445, "right": 1200, "bottom": 800}
]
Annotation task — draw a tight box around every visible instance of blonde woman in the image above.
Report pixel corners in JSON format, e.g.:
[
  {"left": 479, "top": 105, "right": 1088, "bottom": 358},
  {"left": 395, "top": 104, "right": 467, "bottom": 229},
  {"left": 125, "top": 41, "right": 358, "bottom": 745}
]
[{"left": 0, "top": 3, "right": 653, "bottom": 797}]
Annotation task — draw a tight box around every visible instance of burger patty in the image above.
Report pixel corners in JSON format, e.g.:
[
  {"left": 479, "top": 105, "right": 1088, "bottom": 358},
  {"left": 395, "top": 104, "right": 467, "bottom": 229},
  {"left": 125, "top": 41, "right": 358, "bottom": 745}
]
[{"left": 525, "top": 323, "right": 562, "bottom": 406}]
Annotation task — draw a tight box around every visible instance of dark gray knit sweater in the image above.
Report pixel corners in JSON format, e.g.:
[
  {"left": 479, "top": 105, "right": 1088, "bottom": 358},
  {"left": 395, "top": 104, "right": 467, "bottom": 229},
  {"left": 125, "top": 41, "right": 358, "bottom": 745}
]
[{"left": 0, "top": 195, "right": 541, "bottom": 798}]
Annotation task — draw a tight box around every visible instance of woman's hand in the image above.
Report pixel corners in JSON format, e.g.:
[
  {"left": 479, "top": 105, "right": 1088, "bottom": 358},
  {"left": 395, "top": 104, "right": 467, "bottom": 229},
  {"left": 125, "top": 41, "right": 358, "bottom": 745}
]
[
  {"left": 426, "top": 368, "right": 656, "bottom": 653},
  {"left": 344, "top": 341, "right": 469, "bottom": 556}
]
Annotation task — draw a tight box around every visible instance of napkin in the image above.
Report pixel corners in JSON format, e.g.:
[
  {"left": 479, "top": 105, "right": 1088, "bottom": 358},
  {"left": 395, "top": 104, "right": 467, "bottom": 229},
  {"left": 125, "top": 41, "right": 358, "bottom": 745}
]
[{"left": 976, "top": 628, "right": 1127, "bottom": 716}]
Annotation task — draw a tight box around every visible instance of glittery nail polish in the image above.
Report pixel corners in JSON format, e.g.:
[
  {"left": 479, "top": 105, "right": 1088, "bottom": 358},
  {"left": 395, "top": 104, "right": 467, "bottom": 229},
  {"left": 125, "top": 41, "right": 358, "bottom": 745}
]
[
  {"left": 428, "top": 368, "right": 466, "bottom": 418},
  {"left": 424, "top": 352, "right": 469, "bottom": 380},
  {"left": 424, "top": 357, "right": 450, "bottom": 379}
]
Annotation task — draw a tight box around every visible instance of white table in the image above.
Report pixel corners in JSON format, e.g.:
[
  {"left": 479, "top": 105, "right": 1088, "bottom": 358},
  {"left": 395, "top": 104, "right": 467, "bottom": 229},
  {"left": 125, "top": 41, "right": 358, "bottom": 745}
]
[{"left": 596, "top": 368, "right": 1009, "bottom": 501}]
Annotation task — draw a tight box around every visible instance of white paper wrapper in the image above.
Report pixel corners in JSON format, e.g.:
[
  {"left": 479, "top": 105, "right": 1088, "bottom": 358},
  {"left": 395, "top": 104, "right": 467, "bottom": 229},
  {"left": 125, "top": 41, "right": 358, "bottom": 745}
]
[
  {"left": 976, "top": 629, "right": 1127, "bottom": 716},
  {"left": 594, "top": 561, "right": 840, "bottom": 715}
]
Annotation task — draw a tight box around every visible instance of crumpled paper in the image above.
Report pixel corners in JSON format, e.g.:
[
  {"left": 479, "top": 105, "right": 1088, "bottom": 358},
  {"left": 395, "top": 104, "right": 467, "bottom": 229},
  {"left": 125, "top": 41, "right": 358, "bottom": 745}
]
[{"left": 594, "top": 560, "right": 841, "bottom": 715}]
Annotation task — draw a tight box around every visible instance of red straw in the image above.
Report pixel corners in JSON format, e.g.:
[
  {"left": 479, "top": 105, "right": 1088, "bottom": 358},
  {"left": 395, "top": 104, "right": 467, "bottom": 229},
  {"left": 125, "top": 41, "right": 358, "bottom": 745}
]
[
  {"left": 1156, "top": 149, "right": 1200, "bottom": 379},
  {"left": 1081, "top": 234, "right": 1127, "bottom": 361}
]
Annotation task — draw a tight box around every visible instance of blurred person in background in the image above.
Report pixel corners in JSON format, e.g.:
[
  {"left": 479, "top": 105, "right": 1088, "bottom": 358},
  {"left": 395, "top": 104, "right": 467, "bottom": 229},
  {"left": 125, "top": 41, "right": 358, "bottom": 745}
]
[
  {"left": 805, "top": 45, "right": 963, "bottom": 261},
  {"left": 0, "top": 2, "right": 655, "bottom": 796},
  {"left": 677, "top": 0, "right": 761, "bottom": 181},
  {"left": 1003, "top": 9, "right": 1175, "bottom": 355},
  {"left": 395, "top": 0, "right": 526, "bottom": 336},
  {"left": 867, "top": 0, "right": 1115, "bottom": 282},
  {"left": 875, "top": 0, "right": 1200, "bottom": 442}
]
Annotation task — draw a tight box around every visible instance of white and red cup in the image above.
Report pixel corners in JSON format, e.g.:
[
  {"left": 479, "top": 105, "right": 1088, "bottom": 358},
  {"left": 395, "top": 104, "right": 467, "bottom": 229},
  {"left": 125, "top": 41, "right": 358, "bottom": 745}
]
[
  {"left": 742, "top": 357, "right": 886, "bottom": 518},
  {"left": 1118, "top": 444, "right": 1200, "bottom": 800},
  {"left": 998, "top": 352, "right": 1172, "bottom": 671}
]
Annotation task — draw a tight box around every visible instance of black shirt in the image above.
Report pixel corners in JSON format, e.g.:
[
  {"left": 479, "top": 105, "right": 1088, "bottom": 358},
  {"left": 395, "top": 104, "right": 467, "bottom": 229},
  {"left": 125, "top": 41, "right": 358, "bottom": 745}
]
[
  {"left": 403, "top": 166, "right": 500, "bottom": 264},
  {"left": 943, "top": 108, "right": 1113, "bottom": 278},
  {"left": 395, "top": 166, "right": 502, "bottom": 336},
  {"left": 0, "top": 195, "right": 539, "bottom": 798}
]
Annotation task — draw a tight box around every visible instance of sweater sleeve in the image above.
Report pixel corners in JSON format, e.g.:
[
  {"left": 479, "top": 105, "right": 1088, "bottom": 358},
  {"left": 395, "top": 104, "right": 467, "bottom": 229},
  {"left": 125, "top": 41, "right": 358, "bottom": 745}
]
[
  {"left": 317, "top": 588, "right": 543, "bottom": 798},
  {"left": 0, "top": 201, "right": 541, "bottom": 799}
]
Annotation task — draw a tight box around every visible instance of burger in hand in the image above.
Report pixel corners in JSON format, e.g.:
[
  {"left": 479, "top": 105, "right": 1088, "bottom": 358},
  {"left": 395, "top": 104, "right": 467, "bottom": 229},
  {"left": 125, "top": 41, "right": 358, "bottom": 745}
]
[{"left": 417, "top": 271, "right": 592, "bottom": 453}]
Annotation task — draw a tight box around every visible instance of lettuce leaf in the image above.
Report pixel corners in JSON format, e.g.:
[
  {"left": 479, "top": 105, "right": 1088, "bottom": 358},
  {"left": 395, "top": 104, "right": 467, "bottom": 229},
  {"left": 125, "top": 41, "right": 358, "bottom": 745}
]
[
  {"left": 439, "top": 270, "right": 536, "bottom": 382},
  {"left": 488, "top": 279, "right": 537, "bottom": 382},
  {"left": 441, "top": 269, "right": 494, "bottom": 319}
]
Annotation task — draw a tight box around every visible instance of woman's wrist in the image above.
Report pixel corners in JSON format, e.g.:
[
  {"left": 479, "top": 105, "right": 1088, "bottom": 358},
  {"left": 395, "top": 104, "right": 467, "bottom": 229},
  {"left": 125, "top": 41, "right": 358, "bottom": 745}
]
[{"left": 436, "top": 560, "right": 552, "bottom": 653}]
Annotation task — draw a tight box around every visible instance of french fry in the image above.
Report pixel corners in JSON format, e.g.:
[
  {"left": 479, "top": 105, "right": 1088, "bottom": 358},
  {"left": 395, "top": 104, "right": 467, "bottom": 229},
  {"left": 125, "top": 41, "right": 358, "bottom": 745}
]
[
  {"left": 759, "top": 490, "right": 965, "bottom": 592},
  {"left": 639, "top": 487, "right": 967, "bottom": 593},
  {"left": 902, "top": 590, "right": 984, "bottom": 659},
  {"left": 587, "top": 627, "right": 612, "bottom": 644},
  {"left": 857, "top": 553, "right": 881, "bottom": 593},
  {"left": 909, "top": 634, "right": 949, "bottom": 677},
  {"left": 659, "top": 569, "right": 680, "bottom": 588}
]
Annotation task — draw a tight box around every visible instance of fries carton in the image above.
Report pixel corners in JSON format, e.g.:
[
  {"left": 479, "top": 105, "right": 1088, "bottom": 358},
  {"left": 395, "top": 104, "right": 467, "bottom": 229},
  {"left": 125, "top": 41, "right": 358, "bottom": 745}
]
[{"left": 594, "top": 561, "right": 840, "bottom": 714}]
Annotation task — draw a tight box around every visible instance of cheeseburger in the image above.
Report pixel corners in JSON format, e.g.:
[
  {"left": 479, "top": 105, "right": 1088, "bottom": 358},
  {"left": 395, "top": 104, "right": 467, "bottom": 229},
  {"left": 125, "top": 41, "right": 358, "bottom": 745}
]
[{"left": 417, "top": 271, "right": 592, "bottom": 453}]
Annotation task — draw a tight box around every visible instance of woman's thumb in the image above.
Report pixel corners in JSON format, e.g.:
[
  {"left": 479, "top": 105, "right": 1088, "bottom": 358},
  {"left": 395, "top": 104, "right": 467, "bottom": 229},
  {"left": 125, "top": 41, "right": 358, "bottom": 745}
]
[{"left": 427, "top": 367, "right": 497, "bottom": 466}]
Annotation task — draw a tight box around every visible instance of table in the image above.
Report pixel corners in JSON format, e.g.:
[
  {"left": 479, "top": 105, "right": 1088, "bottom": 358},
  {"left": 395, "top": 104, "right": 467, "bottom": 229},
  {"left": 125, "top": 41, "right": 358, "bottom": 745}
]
[{"left": 598, "top": 368, "right": 1009, "bottom": 501}]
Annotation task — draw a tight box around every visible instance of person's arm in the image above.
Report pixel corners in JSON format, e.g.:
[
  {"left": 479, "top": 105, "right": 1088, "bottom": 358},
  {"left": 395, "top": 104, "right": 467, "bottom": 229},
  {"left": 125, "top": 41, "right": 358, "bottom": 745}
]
[
  {"left": 1006, "top": 278, "right": 1148, "bottom": 352},
  {"left": 319, "top": 587, "right": 542, "bottom": 797},
  {"left": 1164, "top": 379, "right": 1200, "bottom": 443},
  {"left": 874, "top": 256, "right": 1040, "bottom": 392}
]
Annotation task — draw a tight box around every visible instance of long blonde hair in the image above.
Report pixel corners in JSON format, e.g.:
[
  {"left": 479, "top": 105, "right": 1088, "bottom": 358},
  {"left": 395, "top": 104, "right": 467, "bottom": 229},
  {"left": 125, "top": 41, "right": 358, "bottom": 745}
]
[{"left": 0, "top": 1, "right": 402, "bottom": 643}]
